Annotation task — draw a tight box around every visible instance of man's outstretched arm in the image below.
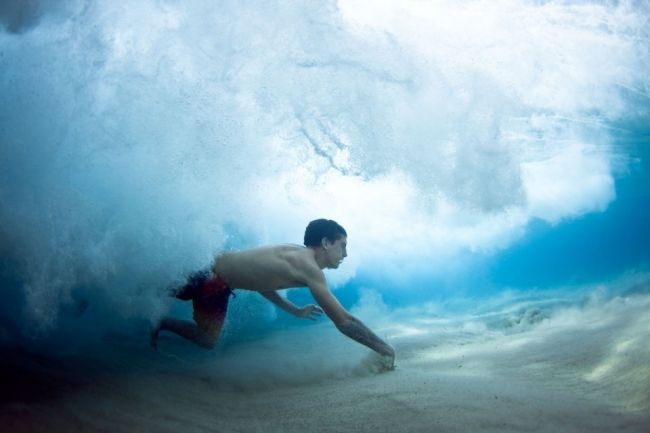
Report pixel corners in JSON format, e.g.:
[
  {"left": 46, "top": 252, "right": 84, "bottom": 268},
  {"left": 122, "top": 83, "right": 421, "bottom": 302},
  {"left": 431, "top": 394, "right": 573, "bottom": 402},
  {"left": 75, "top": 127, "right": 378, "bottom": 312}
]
[
  {"left": 307, "top": 277, "right": 395, "bottom": 361},
  {"left": 334, "top": 315, "right": 395, "bottom": 358}
]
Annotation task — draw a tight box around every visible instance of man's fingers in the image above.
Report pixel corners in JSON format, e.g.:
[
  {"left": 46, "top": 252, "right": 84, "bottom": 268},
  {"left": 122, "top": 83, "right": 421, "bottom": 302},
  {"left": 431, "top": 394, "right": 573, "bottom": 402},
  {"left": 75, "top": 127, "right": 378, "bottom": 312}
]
[
  {"left": 308, "top": 307, "right": 323, "bottom": 320},
  {"left": 300, "top": 305, "right": 323, "bottom": 320}
]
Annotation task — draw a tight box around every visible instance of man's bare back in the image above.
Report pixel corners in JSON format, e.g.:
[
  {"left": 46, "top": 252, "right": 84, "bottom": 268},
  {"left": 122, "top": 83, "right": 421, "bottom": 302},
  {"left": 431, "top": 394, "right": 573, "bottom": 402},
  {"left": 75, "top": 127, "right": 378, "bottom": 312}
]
[
  {"left": 214, "top": 244, "right": 322, "bottom": 291},
  {"left": 151, "top": 219, "right": 395, "bottom": 369}
]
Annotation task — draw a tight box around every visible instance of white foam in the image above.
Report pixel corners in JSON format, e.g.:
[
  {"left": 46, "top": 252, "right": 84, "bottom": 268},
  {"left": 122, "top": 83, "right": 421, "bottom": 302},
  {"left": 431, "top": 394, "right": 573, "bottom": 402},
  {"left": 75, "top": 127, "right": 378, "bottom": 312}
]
[{"left": 1, "top": 0, "right": 648, "bottom": 333}]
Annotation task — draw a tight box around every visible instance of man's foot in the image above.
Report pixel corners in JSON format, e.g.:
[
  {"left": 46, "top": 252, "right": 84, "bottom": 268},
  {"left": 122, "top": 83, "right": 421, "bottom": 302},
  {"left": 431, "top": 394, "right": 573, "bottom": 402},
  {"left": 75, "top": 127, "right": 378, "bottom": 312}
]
[{"left": 150, "top": 322, "right": 162, "bottom": 351}]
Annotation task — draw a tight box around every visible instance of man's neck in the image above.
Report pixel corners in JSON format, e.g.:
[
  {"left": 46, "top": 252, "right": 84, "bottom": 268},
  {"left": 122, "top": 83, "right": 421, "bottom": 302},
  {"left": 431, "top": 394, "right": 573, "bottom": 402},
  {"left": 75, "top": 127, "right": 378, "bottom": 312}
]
[{"left": 307, "top": 246, "right": 328, "bottom": 270}]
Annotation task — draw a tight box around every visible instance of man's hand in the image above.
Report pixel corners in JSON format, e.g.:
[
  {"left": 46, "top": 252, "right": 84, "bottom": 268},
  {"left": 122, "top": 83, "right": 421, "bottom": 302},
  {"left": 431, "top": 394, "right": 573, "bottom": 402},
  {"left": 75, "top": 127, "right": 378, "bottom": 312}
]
[
  {"left": 375, "top": 343, "right": 396, "bottom": 371},
  {"left": 381, "top": 348, "right": 396, "bottom": 371},
  {"left": 362, "top": 349, "right": 396, "bottom": 373},
  {"left": 294, "top": 304, "right": 324, "bottom": 320}
]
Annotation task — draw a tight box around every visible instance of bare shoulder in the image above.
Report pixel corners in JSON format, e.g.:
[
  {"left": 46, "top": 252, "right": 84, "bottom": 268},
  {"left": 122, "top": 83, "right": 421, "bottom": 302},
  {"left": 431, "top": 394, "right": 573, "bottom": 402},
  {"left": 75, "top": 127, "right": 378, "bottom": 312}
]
[{"left": 282, "top": 245, "right": 324, "bottom": 282}]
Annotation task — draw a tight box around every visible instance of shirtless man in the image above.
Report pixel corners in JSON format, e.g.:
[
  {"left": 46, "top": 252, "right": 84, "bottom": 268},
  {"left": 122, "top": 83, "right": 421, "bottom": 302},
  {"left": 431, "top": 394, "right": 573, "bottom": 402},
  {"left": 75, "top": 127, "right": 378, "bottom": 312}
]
[{"left": 151, "top": 219, "right": 395, "bottom": 367}]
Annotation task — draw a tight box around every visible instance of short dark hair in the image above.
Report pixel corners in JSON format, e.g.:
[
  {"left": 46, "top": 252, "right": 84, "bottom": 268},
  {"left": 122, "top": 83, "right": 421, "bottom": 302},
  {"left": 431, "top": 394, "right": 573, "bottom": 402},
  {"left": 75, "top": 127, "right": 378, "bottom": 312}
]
[{"left": 303, "top": 219, "right": 347, "bottom": 247}]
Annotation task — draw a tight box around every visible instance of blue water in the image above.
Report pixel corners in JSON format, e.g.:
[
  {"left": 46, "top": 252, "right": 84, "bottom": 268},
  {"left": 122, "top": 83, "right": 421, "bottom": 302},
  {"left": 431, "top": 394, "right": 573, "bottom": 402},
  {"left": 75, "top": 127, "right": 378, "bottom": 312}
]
[
  {"left": 0, "top": 4, "right": 649, "bottom": 428},
  {"left": 0, "top": 4, "right": 650, "bottom": 433}
]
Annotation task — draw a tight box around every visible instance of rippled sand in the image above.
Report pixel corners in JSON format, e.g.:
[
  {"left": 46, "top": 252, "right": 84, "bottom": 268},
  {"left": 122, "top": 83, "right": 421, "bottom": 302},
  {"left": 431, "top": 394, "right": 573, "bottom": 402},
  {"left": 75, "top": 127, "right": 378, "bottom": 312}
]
[{"left": 2, "top": 291, "right": 649, "bottom": 433}]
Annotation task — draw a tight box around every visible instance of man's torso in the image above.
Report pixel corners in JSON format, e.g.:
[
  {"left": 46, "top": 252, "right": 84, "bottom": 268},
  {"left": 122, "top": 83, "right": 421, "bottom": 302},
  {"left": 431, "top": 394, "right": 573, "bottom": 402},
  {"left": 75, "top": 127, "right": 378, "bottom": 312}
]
[{"left": 213, "top": 244, "right": 317, "bottom": 291}]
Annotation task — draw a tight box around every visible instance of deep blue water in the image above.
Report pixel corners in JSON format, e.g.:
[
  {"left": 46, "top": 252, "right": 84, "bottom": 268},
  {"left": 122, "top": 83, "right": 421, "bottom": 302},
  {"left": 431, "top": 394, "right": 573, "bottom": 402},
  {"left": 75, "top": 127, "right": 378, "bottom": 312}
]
[
  {"left": 1, "top": 5, "right": 650, "bottom": 432},
  {"left": 490, "top": 130, "right": 650, "bottom": 289}
]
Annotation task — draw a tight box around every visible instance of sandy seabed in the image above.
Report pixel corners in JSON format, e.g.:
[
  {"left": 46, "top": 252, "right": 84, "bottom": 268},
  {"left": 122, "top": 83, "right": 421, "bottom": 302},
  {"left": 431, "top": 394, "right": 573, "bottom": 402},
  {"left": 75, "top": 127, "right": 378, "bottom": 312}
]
[{"left": 1, "top": 291, "right": 649, "bottom": 433}]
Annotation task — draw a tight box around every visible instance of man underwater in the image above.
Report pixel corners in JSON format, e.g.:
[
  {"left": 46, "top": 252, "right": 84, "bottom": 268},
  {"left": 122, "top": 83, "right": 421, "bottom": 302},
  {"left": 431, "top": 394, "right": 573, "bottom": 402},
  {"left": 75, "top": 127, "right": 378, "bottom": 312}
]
[{"left": 151, "top": 219, "right": 395, "bottom": 368}]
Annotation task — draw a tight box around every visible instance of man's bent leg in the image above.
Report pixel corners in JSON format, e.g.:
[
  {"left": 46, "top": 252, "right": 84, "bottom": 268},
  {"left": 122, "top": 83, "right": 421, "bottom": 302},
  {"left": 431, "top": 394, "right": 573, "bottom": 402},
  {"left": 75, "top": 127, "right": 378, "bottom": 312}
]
[
  {"left": 151, "top": 317, "right": 220, "bottom": 350},
  {"left": 152, "top": 272, "right": 232, "bottom": 350}
]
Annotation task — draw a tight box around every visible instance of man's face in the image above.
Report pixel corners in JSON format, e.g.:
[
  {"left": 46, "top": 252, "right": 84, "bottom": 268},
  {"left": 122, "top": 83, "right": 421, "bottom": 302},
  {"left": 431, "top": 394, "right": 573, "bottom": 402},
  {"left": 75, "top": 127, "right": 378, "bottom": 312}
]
[{"left": 325, "top": 236, "right": 348, "bottom": 269}]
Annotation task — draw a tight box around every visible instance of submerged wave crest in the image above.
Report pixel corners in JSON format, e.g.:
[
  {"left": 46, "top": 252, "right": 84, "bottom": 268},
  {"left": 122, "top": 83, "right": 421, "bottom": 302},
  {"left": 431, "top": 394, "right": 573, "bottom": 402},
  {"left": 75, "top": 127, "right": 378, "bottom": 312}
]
[{"left": 0, "top": 0, "right": 649, "bottom": 337}]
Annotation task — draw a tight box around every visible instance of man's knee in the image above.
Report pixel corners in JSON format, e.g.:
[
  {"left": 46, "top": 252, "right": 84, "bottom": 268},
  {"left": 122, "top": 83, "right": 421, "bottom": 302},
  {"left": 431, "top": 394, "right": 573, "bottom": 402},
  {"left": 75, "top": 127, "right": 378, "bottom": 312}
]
[
  {"left": 197, "top": 331, "right": 219, "bottom": 350},
  {"left": 193, "top": 314, "right": 224, "bottom": 350}
]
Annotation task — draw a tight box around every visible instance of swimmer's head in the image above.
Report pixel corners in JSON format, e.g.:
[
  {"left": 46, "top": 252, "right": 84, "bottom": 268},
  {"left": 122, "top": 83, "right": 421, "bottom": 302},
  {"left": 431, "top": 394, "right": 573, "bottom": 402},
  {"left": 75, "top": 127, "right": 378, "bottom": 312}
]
[
  {"left": 304, "top": 219, "right": 348, "bottom": 269},
  {"left": 303, "top": 219, "right": 347, "bottom": 247}
]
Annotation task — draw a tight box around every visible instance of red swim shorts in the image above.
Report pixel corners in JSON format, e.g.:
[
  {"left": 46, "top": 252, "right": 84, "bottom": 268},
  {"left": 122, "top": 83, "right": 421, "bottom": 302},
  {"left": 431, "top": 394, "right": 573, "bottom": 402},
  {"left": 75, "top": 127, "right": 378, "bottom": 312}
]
[{"left": 175, "top": 270, "right": 234, "bottom": 332}]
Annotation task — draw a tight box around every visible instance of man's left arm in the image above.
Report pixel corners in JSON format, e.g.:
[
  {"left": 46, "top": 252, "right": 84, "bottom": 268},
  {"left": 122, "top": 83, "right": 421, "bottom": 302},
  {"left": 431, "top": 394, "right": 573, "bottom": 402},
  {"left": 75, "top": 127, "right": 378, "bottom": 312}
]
[{"left": 260, "top": 291, "right": 323, "bottom": 320}]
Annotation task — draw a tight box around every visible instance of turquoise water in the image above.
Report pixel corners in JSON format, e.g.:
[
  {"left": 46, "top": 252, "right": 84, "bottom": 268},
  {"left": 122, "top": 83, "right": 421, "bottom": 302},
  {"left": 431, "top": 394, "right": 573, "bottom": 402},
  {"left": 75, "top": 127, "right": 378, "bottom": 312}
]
[
  {"left": 0, "top": 2, "right": 649, "bottom": 430},
  {"left": 1, "top": 0, "right": 648, "bottom": 345}
]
